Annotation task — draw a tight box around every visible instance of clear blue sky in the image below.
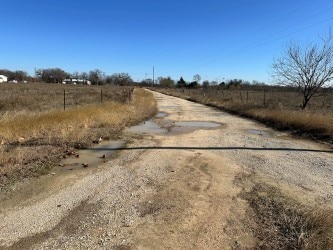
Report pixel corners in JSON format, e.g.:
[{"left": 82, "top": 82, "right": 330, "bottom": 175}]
[{"left": 1, "top": 0, "right": 333, "bottom": 83}]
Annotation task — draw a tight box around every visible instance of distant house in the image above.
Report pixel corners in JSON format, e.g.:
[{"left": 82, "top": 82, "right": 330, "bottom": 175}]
[
  {"left": 0, "top": 75, "right": 8, "bottom": 83},
  {"left": 62, "top": 78, "right": 91, "bottom": 85}
]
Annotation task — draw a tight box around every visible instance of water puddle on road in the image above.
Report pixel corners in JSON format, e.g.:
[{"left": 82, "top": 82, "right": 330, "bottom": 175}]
[
  {"left": 60, "top": 117, "right": 222, "bottom": 171},
  {"left": 60, "top": 140, "right": 125, "bottom": 171},
  {"left": 61, "top": 113, "right": 169, "bottom": 170},
  {"left": 175, "top": 121, "right": 221, "bottom": 128},
  {"left": 247, "top": 129, "right": 273, "bottom": 138},
  {"left": 170, "top": 121, "right": 222, "bottom": 134},
  {"left": 124, "top": 120, "right": 168, "bottom": 134},
  {"left": 156, "top": 112, "right": 168, "bottom": 118}
]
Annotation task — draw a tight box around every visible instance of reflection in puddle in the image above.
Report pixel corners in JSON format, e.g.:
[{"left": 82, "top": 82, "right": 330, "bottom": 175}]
[
  {"left": 247, "top": 129, "right": 273, "bottom": 138},
  {"left": 156, "top": 112, "right": 167, "bottom": 118},
  {"left": 170, "top": 121, "right": 222, "bottom": 134},
  {"left": 125, "top": 120, "right": 168, "bottom": 134},
  {"left": 175, "top": 121, "right": 221, "bottom": 128},
  {"left": 60, "top": 140, "right": 125, "bottom": 170}
]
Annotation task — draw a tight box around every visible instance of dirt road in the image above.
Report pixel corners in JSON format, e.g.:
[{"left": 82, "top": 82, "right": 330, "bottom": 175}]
[{"left": 1, "top": 91, "right": 332, "bottom": 249}]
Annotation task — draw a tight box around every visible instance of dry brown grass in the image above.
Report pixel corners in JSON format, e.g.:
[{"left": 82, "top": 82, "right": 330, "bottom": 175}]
[
  {"left": 244, "top": 183, "right": 333, "bottom": 249},
  {"left": 0, "top": 82, "right": 129, "bottom": 112},
  {"left": 244, "top": 108, "right": 332, "bottom": 134},
  {"left": 1, "top": 102, "right": 134, "bottom": 141},
  {"left": 0, "top": 85, "right": 156, "bottom": 190}
]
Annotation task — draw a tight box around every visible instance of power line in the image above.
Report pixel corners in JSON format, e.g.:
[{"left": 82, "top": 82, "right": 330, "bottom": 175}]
[
  {"left": 202, "top": 0, "right": 316, "bottom": 59},
  {"left": 181, "top": 2, "right": 333, "bottom": 73},
  {"left": 186, "top": 16, "right": 333, "bottom": 71}
]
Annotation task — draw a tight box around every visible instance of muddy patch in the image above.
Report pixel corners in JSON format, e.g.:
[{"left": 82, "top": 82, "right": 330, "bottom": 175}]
[{"left": 60, "top": 140, "right": 126, "bottom": 171}]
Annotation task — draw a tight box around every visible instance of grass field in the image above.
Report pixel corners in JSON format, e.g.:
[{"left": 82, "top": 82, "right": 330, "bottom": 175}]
[
  {"left": 0, "top": 83, "right": 156, "bottom": 190},
  {"left": 156, "top": 87, "right": 333, "bottom": 143},
  {"left": 0, "top": 82, "right": 132, "bottom": 113}
]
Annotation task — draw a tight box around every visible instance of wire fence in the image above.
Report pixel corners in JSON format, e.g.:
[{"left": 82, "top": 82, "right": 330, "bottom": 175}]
[
  {"left": 62, "top": 88, "right": 133, "bottom": 110},
  {"left": 0, "top": 83, "right": 134, "bottom": 113},
  {"left": 166, "top": 88, "right": 333, "bottom": 112}
]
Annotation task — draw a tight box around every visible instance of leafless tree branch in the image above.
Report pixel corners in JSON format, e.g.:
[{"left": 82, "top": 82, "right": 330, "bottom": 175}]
[{"left": 272, "top": 29, "right": 333, "bottom": 109}]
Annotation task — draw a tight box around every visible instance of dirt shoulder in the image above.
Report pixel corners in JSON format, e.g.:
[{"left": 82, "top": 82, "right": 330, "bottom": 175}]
[{"left": 1, "top": 91, "right": 332, "bottom": 249}]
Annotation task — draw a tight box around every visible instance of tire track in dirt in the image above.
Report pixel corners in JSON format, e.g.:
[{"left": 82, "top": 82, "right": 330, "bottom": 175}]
[{"left": 131, "top": 151, "right": 255, "bottom": 249}]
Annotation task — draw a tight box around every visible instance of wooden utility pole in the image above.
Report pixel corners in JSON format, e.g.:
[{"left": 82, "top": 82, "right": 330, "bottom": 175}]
[{"left": 153, "top": 66, "right": 155, "bottom": 85}]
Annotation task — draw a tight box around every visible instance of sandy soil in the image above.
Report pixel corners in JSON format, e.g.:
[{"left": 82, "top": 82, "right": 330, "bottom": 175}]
[{"left": 0, "top": 91, "right": 332, "bottom": 249}]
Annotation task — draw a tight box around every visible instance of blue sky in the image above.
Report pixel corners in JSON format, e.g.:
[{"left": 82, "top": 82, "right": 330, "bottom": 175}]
[{"left": 1, "top": 0, "right": 333, "bottom": 83}]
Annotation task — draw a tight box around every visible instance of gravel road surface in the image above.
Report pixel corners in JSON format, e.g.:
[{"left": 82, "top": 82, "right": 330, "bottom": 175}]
[{"left": 0, "top": 91, "right": 332, "bottom": 249}]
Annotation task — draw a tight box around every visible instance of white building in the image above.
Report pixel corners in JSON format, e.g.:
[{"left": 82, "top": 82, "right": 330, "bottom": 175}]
[
  {"left": 0, "top": 75, "right": 8, "bottom": 83},
  {"left": 62, "top": 78, "right": 91, "bottom": 85}
]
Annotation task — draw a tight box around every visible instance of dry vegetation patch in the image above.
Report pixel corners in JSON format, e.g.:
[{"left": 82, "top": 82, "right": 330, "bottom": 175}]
[
  {"left": 243, "top": 183, "right": 333, "bottom": 249},
  {"left": 0, "top": 84, "right": 156, "bottom": 191}
]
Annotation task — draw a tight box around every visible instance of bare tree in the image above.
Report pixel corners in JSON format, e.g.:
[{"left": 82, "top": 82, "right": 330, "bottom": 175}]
[
  {"left": 0, "top": 69, "right": 29, "bottom": 82},
  {"left": 193, "top": 74, "right": 201, "bottom": 84},
  {"left": 106, "top": 73, "right": 133, "bottom": 86},
  {"left": 36, "top": 68, "right": 69, "bottom": 83},
  {"left": 272, "top": 30, "right": 333, "bottom": 109},
  {"left": 159, "top": 77, "right": 175, "bottom": 88},
  {"left": 71, "top": 71, "right": 80, "bottom": 80},
  {"left": 89, "top": 69, "right": 105, "bottom": 85},
  {"left": 80, "top": 72, "right": 89, "bottom": 81}
]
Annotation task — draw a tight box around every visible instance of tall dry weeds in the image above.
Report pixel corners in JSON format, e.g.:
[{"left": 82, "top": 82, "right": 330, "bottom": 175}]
[{"left": 226, "top": 106, "right": 333, "bottom": 135}]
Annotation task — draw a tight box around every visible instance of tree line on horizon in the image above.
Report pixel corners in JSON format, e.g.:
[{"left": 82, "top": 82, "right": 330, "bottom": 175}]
[
  {"left": 0, "top": 68, "right": 134, "bottom": 86},
  {"left": 1, "top": 67, "right": 331, "bottom": 91},
  {"left": 0, "top": 67, "right": 267, "bottom": 89}
]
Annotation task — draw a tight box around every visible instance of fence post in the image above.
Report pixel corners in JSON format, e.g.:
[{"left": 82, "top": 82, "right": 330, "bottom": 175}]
[
  {"left": 101, "top": 90, "right": 103, "bottom": 103},
  {"left": 246, "top": 91, "right": 249, "bottom": 104},
  {"left": 263, "top": 90, "right": 266, "bottom": 106},
  {"left": 63, "top": 90, "right": 66, "bottom": 110}
]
